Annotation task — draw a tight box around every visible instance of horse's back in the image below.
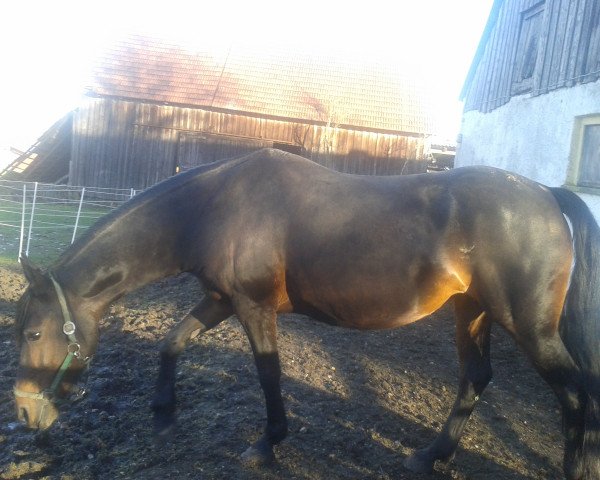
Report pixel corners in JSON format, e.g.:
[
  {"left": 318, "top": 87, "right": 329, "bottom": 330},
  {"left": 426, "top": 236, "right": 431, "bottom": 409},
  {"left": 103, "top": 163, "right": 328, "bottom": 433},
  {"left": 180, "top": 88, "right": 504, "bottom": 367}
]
[{"left": 188, "top": 152, "right": 573, "bottom": 330}]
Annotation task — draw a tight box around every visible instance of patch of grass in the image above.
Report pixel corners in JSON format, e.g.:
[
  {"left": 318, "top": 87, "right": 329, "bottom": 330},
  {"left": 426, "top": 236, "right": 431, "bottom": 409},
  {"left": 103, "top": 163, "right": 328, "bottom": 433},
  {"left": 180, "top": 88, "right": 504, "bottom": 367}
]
[{"left": 0, "top": 203, "right": 113, "bottom": 268}]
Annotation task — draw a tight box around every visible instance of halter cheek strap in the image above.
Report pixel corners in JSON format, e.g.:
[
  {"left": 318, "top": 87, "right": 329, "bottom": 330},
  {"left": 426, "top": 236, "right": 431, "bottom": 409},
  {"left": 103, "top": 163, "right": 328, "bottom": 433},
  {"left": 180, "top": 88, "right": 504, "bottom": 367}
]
[{"left": 13, "top": 273, "right": 91, "bottom": 404}]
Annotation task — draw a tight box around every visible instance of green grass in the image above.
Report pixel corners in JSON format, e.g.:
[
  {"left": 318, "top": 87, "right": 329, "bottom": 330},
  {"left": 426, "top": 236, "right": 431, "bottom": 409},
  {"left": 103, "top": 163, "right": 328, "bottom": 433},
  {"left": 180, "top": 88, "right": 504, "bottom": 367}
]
[{"left": 0, "top": 203, "right": 114, "bottom": 268}]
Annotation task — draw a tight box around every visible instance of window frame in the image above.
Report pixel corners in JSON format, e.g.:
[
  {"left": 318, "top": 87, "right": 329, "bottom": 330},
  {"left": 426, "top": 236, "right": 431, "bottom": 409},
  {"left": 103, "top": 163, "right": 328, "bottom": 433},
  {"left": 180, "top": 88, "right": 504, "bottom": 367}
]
[
  {"left": 511, "top": 1, "right": 546, "bottom": 95},
  {"left": 566, "top": 114, "right": 600, "bottom": 194}
]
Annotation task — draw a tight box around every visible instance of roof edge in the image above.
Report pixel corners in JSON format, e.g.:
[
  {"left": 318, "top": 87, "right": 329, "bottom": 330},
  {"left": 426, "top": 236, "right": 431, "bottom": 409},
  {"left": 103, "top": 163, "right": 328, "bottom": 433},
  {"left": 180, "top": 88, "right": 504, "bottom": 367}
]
[
  {"left": 459, "top": 0, "right": 505, "bottom": 101},
  {"left": 84, "top": 92, "right": 432, "bottom": 138}
]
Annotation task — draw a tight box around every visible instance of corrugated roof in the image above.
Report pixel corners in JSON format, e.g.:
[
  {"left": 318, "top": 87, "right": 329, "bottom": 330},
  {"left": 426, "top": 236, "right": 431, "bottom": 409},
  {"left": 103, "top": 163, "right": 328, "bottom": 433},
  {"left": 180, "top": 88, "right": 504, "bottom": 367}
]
[{"left": 89, "top": 35, "right": 433, "bottom": 134}]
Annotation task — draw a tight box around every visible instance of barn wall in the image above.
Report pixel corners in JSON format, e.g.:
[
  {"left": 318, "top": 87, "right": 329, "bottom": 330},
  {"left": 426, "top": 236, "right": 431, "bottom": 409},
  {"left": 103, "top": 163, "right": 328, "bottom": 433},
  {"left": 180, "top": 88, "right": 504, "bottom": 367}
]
[
  {"left": 464, "top": 0, "right": 600, "bottom": 113},
  {"left": 71, "top": 98, "right": 136, "bottom": 188},
  {"left": 71, "top": 97, "right": 428, "bottom": 189}
]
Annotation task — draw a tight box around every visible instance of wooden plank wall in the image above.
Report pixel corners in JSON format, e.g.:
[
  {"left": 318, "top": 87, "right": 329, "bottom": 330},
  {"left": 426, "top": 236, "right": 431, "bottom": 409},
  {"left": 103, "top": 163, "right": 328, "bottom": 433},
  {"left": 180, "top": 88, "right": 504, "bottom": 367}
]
[
  {"left": 71, "top": 99, "right": 136, "bottom": 187},
  {"left": 464, "top": 0, "right": 600, "bottom": 113},
  {"left": 70, "top": 97, "right": 428, "bottom": 189}
]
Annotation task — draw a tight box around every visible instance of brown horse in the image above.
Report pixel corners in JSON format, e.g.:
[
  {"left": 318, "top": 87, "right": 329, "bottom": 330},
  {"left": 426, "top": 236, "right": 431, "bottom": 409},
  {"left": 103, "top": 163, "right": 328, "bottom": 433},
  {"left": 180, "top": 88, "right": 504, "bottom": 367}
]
[{"left": 13, "top": 149, "right": 600, "bottom": 479}]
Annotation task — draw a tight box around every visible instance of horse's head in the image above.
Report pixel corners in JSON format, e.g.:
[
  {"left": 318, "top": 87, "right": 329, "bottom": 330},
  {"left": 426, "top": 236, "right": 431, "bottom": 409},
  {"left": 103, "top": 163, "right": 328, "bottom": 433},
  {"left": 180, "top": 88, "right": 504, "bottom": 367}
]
[{"left": 14, "top": 257, "right": 95, "bottom": 430}]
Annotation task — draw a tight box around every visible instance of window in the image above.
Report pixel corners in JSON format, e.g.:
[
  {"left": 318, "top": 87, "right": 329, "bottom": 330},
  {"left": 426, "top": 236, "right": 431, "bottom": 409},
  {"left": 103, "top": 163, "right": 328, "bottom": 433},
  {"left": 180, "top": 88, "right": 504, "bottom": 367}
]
[
  {"left": 567, "top": 115, "right": 600, "bottom": 190},
  {"left": 512, "top": 2, "right": 545, "bottom": 95},
  {"left": 583, "top": 0, "right": 600, "bottom": 78},
  {"left": 579, "top": 124, "right": 600, "bottom": 188}
]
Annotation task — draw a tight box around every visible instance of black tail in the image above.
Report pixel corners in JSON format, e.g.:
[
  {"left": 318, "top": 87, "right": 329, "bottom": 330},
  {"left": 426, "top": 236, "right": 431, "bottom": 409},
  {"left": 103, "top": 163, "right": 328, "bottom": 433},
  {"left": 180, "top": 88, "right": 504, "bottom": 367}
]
[{"left": 550, "top": 187, "right": 600, "bottom": 476}]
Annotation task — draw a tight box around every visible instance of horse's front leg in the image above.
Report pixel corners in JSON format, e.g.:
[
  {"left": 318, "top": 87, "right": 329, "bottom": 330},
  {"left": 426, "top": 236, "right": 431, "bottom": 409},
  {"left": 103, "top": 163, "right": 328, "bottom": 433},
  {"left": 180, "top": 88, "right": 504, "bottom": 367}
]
[
  {"left": 404, "top": 295, "right": 492, "bottom": 473},
  {"left": 152, "top": 295, "right": 231, "bottom": 439},
  {"left": 234, "top": 295, "right": 287, "bottom": 466}
]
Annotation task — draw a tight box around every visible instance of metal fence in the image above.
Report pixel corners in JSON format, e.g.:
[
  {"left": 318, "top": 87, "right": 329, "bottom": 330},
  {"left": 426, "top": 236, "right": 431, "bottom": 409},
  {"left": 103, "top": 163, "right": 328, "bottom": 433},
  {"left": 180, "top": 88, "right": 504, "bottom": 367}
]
[{"left": 0, "top": 179, "right": 138, "bottom": 263}]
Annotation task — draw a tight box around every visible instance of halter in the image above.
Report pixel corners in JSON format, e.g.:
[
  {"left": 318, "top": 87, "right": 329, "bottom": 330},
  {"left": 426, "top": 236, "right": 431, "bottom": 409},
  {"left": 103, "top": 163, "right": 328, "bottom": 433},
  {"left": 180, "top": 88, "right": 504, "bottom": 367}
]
[{"left": 13, "top": 273, "right": 91, "bottom": 407}]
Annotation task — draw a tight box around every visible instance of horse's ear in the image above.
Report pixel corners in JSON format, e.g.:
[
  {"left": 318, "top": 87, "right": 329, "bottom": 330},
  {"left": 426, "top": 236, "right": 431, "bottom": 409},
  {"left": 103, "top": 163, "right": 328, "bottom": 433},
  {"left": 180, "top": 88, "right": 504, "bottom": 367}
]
[{"left": 20, "top": 256, "right": 49, "bottom": 292}]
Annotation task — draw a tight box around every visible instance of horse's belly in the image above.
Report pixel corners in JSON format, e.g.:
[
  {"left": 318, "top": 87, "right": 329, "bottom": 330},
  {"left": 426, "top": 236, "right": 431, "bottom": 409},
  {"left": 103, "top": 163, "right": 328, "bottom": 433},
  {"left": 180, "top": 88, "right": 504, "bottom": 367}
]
[
  {"left": 285, "top": 253, "right": 471, "bottom": 330},
  {"left": 295, "top": 273, "right": 466, "bottom": 330},
  {"left": 342, "top": 305, "right": 435, "bottom": 330},
  {"left": 291, "top": 299, "right": 431, "bottom": 330}
]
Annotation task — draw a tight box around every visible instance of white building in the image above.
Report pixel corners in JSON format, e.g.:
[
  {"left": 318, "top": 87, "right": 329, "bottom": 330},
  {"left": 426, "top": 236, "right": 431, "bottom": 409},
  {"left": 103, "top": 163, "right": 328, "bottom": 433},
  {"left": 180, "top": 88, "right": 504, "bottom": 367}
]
[{"left": 456, "top": 0, "right": 600, "bottom": 218}]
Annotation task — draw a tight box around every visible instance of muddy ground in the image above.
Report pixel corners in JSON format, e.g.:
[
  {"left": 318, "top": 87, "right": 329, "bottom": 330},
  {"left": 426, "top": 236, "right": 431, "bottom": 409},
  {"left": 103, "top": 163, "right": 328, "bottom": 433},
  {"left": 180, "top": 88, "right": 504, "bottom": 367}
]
[{"left": 0, "top": 265, "right": 565, "bottom": 479}]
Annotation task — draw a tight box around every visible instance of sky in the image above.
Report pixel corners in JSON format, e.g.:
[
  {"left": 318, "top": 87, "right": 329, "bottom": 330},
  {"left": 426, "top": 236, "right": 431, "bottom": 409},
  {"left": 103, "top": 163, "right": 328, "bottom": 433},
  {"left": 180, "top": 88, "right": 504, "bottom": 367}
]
[{"left": 0, "top": 0, "right": 494, "bottom": 168}]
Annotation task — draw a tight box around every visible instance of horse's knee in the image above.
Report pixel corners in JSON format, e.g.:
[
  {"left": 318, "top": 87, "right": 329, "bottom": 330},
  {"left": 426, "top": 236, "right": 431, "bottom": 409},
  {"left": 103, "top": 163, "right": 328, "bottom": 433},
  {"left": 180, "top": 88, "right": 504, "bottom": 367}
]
[
  {"left": 160, "top": 332, "right": 187, "bottom": 357},
  {"left": 160, "top": 313, "right": 208, "bottom": 357}
]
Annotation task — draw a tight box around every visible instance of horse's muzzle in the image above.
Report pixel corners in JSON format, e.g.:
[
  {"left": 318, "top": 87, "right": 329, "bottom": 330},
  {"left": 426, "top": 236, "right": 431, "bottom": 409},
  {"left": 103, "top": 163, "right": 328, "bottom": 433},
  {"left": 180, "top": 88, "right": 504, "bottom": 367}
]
[
  {"left": 14, "top": 382, "right": 88, "bottom": 430},
  {"left": 14, "top": 392, "right": 59, "bottom": 430}
]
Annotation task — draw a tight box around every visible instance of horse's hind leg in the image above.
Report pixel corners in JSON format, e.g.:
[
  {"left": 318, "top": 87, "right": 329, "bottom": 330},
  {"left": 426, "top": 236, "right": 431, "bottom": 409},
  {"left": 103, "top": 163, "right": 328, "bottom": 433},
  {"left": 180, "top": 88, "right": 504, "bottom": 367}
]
[
  {"left": 514, "top": 329, "right": 585, "bottom": 480},
  {"left": 152, "top": 295, "right": 232, "bottom": 438},
  {"left": 404, "top": 294, "right": 492, "bottom": 473},
  {"left": 233, "top": 294, "right": 287, "bottom": 467}
]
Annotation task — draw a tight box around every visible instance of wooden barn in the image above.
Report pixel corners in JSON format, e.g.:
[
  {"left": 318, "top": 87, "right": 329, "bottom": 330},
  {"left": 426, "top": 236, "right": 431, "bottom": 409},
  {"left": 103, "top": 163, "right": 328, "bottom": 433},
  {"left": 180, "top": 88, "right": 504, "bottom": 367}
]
[
  {"left": 456, "top": 0, "right": 600, "bottom": 217},
  {"left": 4, "top": 35, "right": 437, "bottom": 190}
]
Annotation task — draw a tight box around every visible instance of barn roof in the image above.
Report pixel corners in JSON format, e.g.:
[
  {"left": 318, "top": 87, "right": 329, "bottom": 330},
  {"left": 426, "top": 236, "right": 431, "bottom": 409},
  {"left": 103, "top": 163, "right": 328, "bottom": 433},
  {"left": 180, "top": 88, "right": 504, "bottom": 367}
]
[
  {"left": 89, "top": 35, "right": 433, "bottom": 135},
  {"left": 0, "top": 112, "right": 72, "bottom": 183}
]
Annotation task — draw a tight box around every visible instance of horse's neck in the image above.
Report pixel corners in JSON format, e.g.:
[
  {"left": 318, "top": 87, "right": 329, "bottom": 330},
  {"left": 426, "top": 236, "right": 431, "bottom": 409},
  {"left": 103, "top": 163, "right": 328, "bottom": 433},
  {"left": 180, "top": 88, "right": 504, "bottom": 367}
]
[
  {"left": 52, "top": 157, "right": 240, "bottom": 317},
  {"left": 55, "top": 205, "right": 185, "bottom": 316}
]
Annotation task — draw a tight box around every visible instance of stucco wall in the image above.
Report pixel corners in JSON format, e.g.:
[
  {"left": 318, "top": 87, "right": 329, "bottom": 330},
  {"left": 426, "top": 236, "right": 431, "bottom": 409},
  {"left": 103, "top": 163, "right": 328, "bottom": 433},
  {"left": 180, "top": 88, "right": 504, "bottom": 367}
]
[{"left": 456, "top": 80, "right": 600, "bottom": 219}]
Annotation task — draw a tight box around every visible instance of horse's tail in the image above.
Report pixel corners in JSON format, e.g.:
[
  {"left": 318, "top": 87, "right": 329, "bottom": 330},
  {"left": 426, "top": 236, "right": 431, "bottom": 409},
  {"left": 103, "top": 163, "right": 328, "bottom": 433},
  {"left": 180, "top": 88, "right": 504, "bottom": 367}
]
[{"left": 550, "top": 187, "right": 600, "bottom": 475}]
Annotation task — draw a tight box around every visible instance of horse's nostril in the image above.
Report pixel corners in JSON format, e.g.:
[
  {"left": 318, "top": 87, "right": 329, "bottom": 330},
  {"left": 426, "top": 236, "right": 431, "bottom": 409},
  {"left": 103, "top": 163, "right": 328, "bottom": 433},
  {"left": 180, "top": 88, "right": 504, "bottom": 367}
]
[{"left": 19, "top": 407, "right": 29, "bottom": 425}]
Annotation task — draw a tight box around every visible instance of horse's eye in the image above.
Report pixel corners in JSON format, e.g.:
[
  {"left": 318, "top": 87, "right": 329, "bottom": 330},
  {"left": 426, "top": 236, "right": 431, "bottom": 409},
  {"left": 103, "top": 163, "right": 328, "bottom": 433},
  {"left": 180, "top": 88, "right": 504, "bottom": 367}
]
[{"left": 25, "top": 331, "right": 41, "bottom": 342}]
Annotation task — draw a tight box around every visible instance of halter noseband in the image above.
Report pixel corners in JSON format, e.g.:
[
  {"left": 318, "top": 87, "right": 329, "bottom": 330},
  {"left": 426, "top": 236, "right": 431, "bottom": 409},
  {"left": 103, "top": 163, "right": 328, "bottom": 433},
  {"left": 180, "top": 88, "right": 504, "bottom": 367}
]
[{"left": 14, "top": 273, "right": 91, "bottom": 405}]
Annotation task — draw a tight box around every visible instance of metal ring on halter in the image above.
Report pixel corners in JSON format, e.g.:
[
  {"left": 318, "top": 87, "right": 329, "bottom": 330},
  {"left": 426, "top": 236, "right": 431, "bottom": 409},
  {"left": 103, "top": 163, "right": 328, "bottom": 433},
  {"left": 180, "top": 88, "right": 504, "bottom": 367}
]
[
  {"left": 67, "top": 342, "right": 81, "bottom": 356},
  {"left": 63, "top": 321, "right": 76, "bottom": 336}
]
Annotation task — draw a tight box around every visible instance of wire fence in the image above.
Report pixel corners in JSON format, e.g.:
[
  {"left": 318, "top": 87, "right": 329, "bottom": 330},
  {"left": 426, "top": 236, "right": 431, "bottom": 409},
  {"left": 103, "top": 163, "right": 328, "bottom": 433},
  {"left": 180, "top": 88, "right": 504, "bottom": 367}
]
[{"left": 0, "top": 179, "right": 138, "bottom": 265}]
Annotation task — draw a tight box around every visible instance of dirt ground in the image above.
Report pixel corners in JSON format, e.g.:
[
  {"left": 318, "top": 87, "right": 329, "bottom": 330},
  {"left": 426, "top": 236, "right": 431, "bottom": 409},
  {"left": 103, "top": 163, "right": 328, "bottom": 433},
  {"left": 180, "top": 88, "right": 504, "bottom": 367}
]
[{"left": 0, "top": 265, "right": 565, "bottom": 479}]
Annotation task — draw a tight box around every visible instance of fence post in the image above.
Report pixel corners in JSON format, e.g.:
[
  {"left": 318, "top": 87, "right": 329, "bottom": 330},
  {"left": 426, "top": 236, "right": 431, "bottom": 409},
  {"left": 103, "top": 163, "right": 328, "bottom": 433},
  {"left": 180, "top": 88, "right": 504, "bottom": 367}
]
[
  {"left": 25, "top": 182, "right": 38, "bottom": 257},
  {"left": 71, "top": 187, "right": 86, "bottom": 244},
  {"left": 130, "top": 188, "right": 135, "bottom": 199},
  {"left": 18, "top": 184, "right": 27, "bottom": 261}
]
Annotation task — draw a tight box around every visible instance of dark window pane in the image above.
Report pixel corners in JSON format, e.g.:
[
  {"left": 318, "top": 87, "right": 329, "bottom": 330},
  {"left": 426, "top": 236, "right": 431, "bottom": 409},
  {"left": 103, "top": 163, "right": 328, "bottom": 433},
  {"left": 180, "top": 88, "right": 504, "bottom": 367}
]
[{"left": 578, "top": 124, "right": 600, "bottom": 187}]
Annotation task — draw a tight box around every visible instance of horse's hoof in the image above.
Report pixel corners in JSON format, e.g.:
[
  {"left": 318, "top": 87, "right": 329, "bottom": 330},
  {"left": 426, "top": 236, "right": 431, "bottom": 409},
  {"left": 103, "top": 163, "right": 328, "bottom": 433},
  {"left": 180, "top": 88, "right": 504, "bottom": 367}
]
[
  {"left": 240, "top": 444, "right": 275, "bottom": 467},
  {"left": 153, "top": 415, "right": 176, "bottom": 445},
  {"left": 564, "top": 451, "right": 584, "bottom": 480},
  {"left": 403, "top": 450, "right": 435, "bottom": 474}
]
